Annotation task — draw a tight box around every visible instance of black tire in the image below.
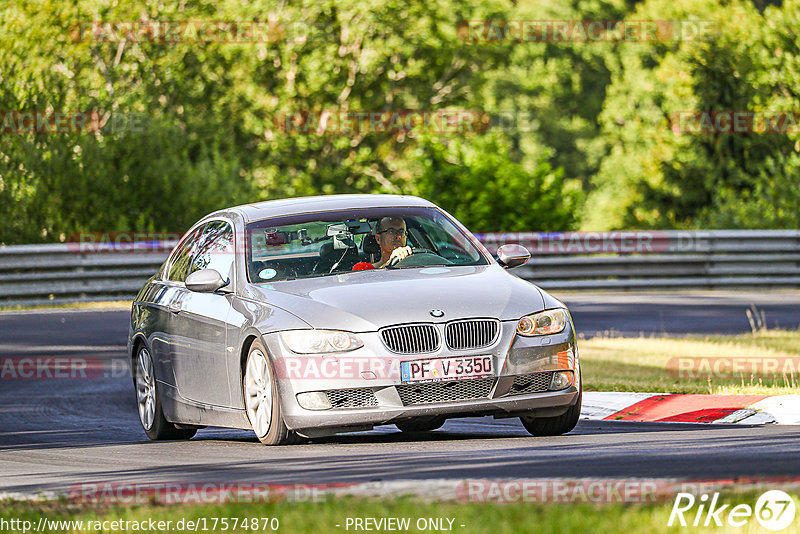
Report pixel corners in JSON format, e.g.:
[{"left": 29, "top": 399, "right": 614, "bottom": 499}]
[
  {"left": 395, "top": 416, "right": 446, "bottom": 433},
  {"left": 520, "top": 390, "right": 582, "bottom": 437},
  {"left": 134, "top": 344, "right": 196, "bottom": 441},
  {"left": 243, "top": 339, "right": 296, "bottom": 445}
]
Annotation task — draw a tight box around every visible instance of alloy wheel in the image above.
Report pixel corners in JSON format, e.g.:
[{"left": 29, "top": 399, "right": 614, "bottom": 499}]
[
  {"left": 245, "top": 349, "right": 273, "bottom": 438},
  {"left": 135, "top": 348, "right": 156, "bottom": 430}
]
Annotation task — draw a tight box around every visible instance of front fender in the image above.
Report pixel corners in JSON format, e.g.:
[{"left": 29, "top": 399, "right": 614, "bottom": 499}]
[{"left": 227, "top": 297, "right": 313, "bottom": 410}]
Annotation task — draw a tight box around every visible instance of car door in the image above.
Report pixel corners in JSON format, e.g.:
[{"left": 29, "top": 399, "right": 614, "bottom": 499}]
[
  {"left": 171, "top": 220, "right": 237, "bottom": 407},
  {"left": 150, "top": 224, "right": 205, "bottom": 388}
]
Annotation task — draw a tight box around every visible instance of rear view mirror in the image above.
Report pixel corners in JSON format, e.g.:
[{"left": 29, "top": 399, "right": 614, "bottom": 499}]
[
  {"left": 327, "top": 223, "right": 356, "bottom": 249},
  {"left": 264, "top": 228, "right": 288, "bottom": 246},
  {"left": 496, "top": 244, "right": 531, "bottom": 269}
]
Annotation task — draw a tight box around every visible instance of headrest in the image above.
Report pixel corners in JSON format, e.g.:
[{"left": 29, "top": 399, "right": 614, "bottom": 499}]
[{"left": 362, "top": 234, "right": 381, "bottom": 260}]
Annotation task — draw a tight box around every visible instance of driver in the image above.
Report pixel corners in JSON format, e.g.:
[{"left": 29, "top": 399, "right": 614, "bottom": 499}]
[{"left": 352, "top": 216, "right": 413, "bottom": 270}]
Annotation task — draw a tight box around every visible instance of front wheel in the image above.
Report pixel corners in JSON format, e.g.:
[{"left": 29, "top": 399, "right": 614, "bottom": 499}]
[
  {"left": 134, "top": 345, "right": 196, "bottom": 440},
  {"left": 520, "top": 390, "right": 582, "bottom": 437},
  {"left": 244, "top": 339, "right": 296, "bottom": 445}
]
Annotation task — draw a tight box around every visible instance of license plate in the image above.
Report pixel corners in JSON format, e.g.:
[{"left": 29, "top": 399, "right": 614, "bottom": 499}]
[{"left": 400, "top": 355, "right": 493, "bottom": 383}]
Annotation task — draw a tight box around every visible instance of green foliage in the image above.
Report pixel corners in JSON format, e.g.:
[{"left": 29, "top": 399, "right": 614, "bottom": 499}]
[
  {"left": 0, "top": 0, "right": 258, "bottom": 243},
  {"left": 0, "top": 0, "right": 798, "bottom": 243},
  {"left": 412, "top": 134, "right": 580, "bottom": 231},
  {"left": 586, "top": 0, "right": 800, "bottom": 229}
]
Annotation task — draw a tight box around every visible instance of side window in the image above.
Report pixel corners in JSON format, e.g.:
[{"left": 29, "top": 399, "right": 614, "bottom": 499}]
[
  {"left": 167, "top": 226, "right": 204, "bottom": 282},
  {"left": 190, "top": 220, "right": 235, "bottom": 281}
]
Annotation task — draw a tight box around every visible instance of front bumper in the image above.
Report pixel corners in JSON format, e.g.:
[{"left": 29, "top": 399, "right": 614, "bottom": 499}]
[{"left": 262, "top": 318, "right": 580, "bottom": 436}]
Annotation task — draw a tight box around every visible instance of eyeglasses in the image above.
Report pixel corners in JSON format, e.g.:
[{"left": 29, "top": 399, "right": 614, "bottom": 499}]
[{"left": 377, "top": 228, "right": 407, "bottom": 238}]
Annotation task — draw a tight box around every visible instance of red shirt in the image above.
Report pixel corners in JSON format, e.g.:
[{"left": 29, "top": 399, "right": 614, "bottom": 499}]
[{"left": 352, "top": 262, "right": 375, "bottom": 271}]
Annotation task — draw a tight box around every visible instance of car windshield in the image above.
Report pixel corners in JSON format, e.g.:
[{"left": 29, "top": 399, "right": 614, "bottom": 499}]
[{"left": 245, "top": 207, "right": 489, "bottom": 282}]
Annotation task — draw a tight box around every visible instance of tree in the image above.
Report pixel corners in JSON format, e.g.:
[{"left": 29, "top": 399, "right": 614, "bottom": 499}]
[
  {"left": 585, "top": 0, "right": 800, "bottom": 229},
  {"left": 411, "top": 133, "right": 581, "bottom": 231}
]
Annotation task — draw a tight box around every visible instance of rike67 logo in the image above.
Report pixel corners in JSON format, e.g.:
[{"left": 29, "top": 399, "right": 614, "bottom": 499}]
[{"left": 669, "top": 490, "right": 796, "bottom": 531}]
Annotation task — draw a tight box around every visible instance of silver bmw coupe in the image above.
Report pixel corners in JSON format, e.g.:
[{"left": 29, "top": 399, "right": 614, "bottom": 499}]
[{"left": 128, "top": 194, "right": 581, "bottom": 444}]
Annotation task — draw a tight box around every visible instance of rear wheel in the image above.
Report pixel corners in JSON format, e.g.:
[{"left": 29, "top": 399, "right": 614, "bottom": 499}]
[
  {"left": 134, "top": 345, "right": 196, "bottom": 440},
  {"left": 244, "top": 339, "right": 296, "bottom": 445},
  {"left": 395, "top": 416, "right": 446, "bottom": 433},
  {"left": 520, "top": 390, "right": 582, "bottom": 437}
]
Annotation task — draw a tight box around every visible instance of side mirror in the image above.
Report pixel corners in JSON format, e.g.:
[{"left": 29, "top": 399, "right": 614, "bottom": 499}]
[
  {"left": 185, "top": 269, "right": 232, "bottom": 293},
  {"left": 496, "top": 244, "right": 531, "bottom": 269}
]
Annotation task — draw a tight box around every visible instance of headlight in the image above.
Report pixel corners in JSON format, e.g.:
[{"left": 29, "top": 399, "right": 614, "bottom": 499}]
[
  {"left": 280, "top": 330, "right": 364, "bottom": 354},
  {"left": 517, "top": 309, "right": 568, "bottom": 336}
]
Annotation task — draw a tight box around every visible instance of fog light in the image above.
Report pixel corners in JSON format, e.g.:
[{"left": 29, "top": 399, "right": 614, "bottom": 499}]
[
  {"left": 296, "top": 392, "right": 332, "bottom": 410},
  {"left": 550, "top": 371, "right": 574, "bottom": 390}
]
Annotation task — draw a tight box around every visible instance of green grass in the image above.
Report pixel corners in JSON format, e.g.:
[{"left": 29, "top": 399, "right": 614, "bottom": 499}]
[
  {"left": 581, "top": 329, "right": 800, "bottom": 394},
  {"left": 4, "top": 491, "right": 797, "bottom": 534}
]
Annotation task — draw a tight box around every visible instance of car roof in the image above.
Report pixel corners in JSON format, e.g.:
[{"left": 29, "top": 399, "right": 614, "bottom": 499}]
[{"left": 222, "top": 194, "right": 437, "bottom": 223}]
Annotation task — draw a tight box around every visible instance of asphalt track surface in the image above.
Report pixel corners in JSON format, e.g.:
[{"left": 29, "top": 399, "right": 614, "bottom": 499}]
[{"left": 1, "top": 291, "right": 799, "bottom": 497}]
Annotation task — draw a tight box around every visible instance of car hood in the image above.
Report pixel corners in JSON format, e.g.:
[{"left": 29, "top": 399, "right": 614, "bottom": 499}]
[{"left": 242, "top": 264, "right": 545, "bottom": 332}]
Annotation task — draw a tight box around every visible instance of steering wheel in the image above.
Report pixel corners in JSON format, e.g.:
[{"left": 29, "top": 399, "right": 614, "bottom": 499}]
[{"left": 387, "top": 249, "right": 452, "bottom": 268}]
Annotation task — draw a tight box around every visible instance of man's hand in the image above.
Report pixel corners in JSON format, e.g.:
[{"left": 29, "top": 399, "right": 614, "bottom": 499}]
[{"left": 387, "top": 246, "right": 413, "bottom": 266}]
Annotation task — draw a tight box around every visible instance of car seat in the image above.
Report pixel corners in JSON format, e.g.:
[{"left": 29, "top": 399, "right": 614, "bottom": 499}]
[
  {"left": 317, "top": 242, "right": 361, "bottom": 272},
  {"left": 361, "top": 234, "right": 381, "bottom": 263}
]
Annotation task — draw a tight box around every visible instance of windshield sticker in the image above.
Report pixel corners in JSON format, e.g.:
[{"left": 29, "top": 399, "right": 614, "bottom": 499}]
[{"left": 258, "top": 268, "right": 278, "bottom": 280}]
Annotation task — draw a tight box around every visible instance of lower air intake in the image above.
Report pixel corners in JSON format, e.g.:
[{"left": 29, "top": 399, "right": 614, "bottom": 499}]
[
  {"left": 504, "top": 372, "right": 554, "bottom": 396},
  {"left": 325, "top": 388, "right": 378, "bottom": 408},
  {"left": 396, "top": 377, "right": 494, "bottom": 405}
]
